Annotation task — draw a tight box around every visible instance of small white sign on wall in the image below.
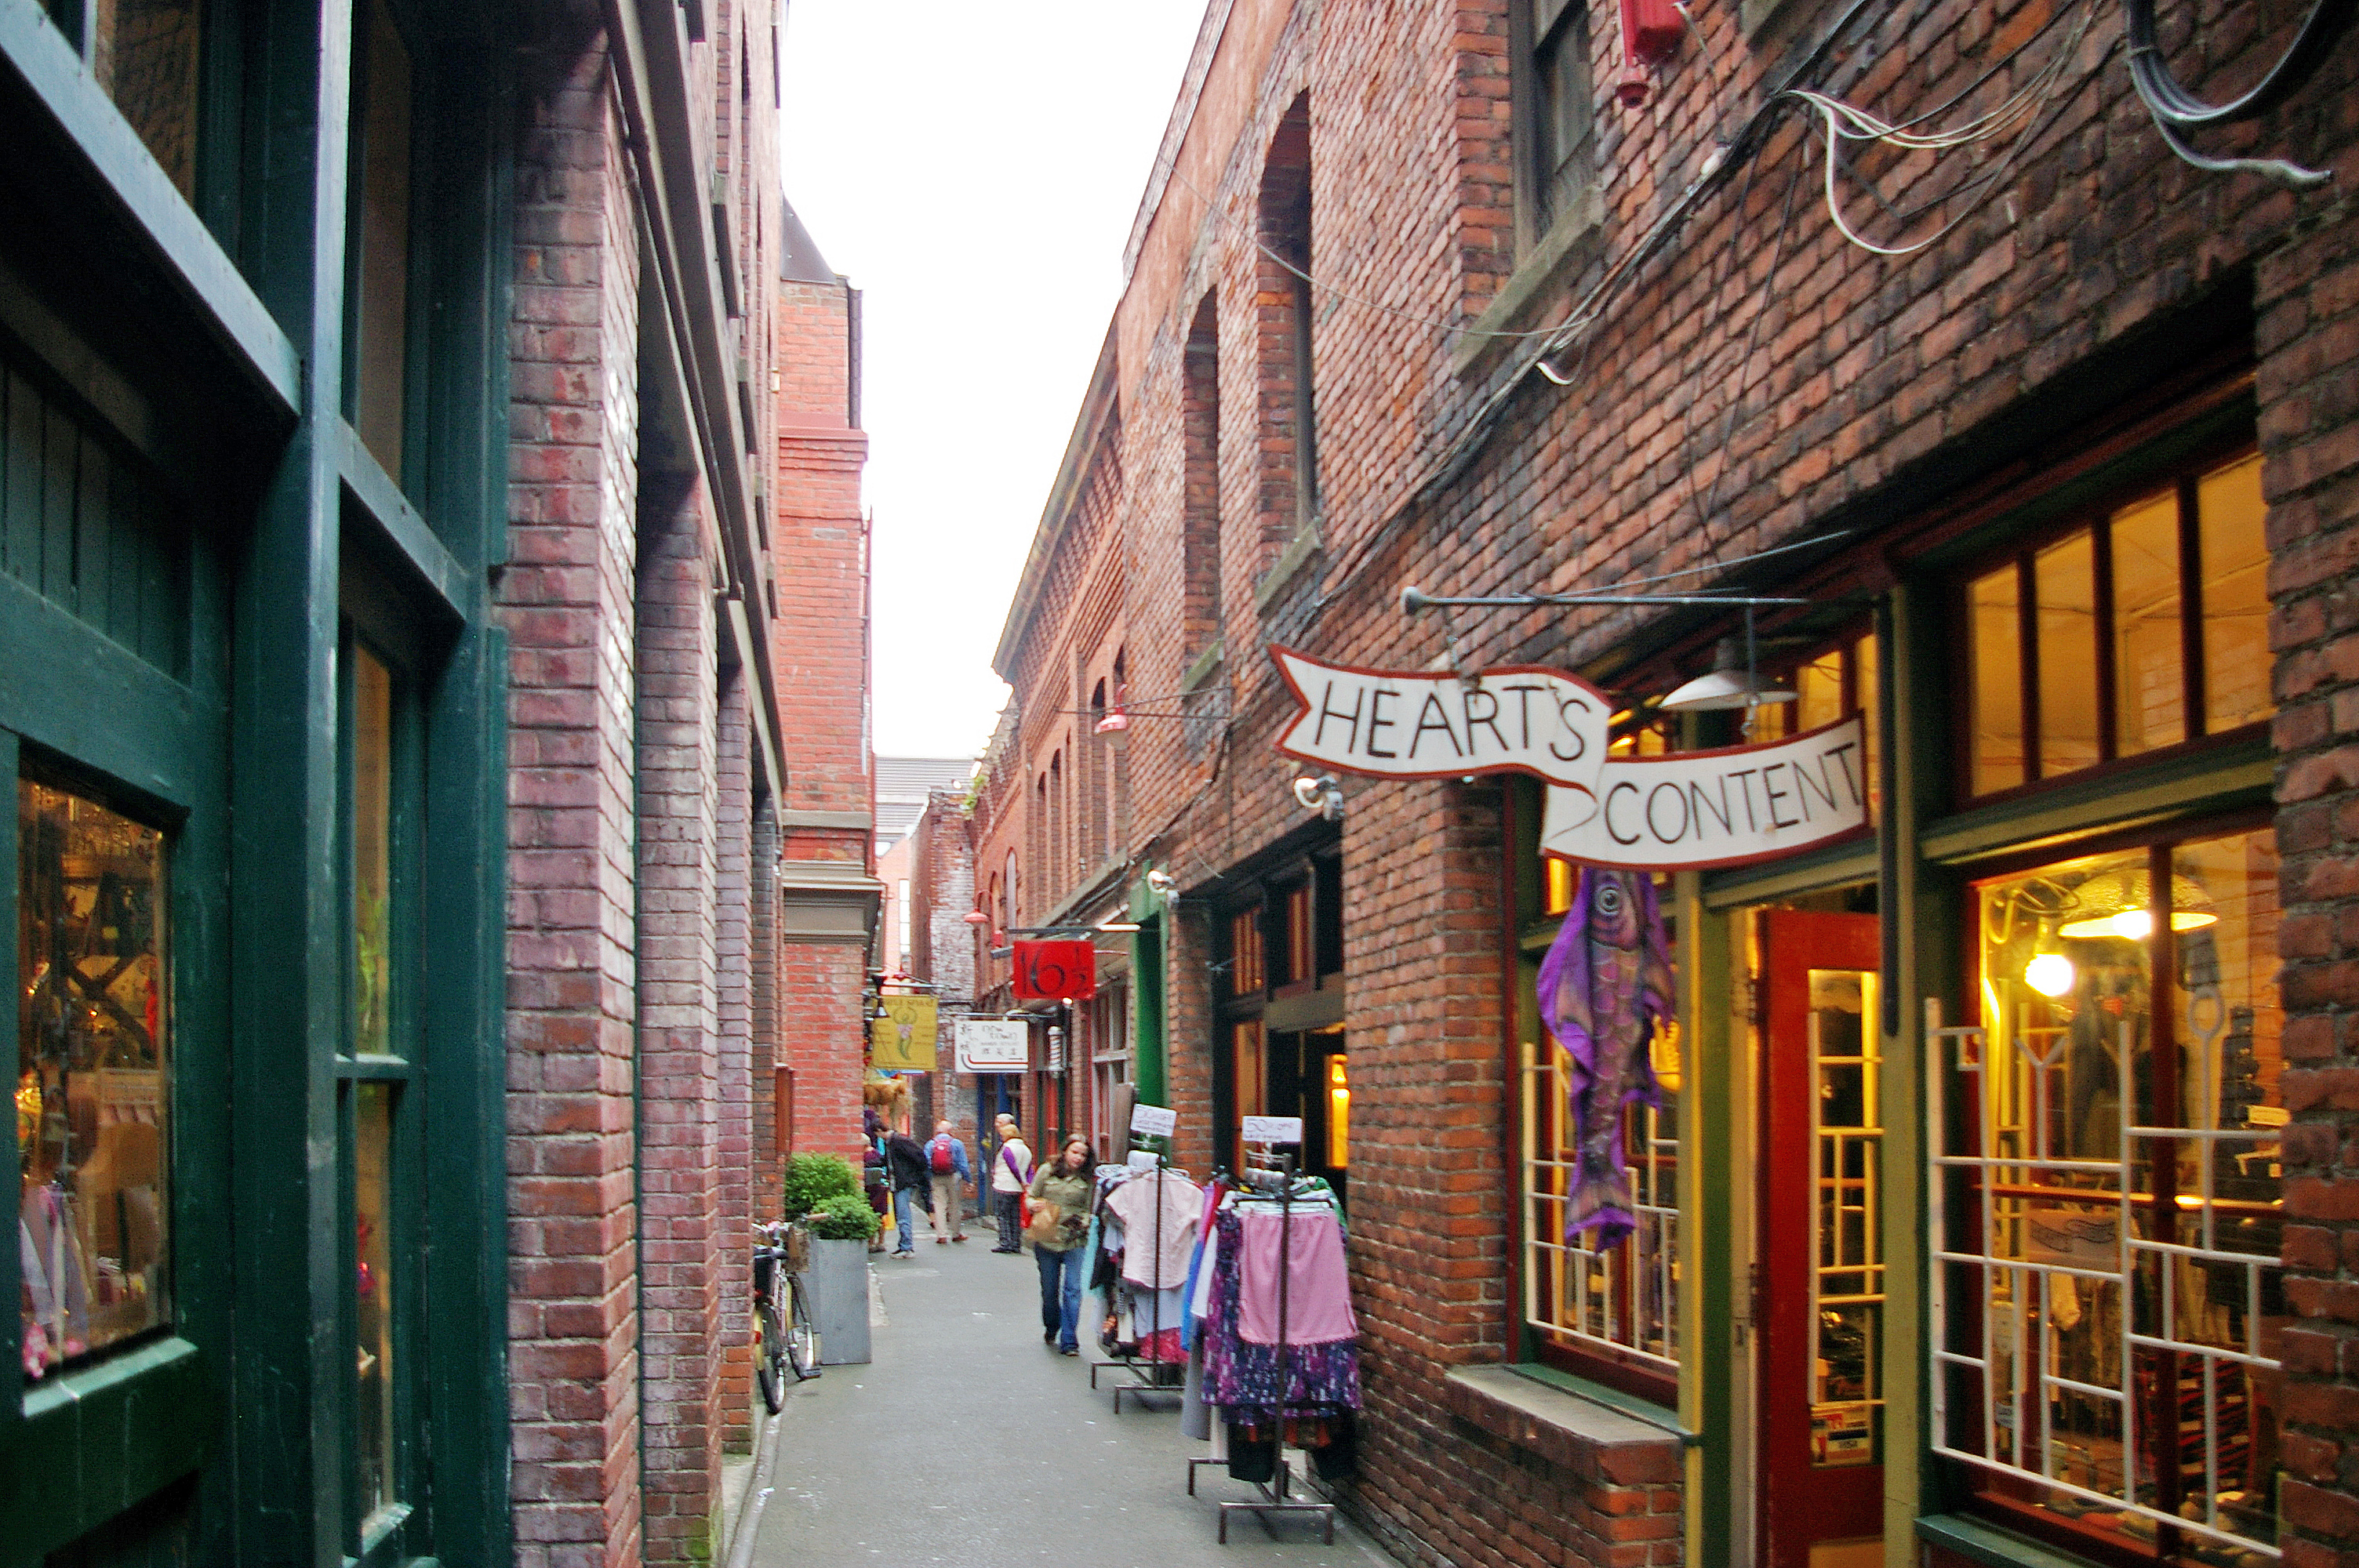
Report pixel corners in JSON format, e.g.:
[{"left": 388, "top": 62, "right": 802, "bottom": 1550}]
[{"left": 955, "top": 1017, "right": 1030, "bottom": 1073}]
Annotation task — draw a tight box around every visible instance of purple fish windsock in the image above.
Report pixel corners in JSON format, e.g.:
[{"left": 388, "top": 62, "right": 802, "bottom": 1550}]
[{"left": 1537, "top": 866, "right": 1673, "bottom": 1250}]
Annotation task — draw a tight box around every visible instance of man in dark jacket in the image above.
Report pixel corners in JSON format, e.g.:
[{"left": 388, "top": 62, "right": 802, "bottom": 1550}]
[{"left": 882, "top": 1129, "right": 929, "bottom": 1258}]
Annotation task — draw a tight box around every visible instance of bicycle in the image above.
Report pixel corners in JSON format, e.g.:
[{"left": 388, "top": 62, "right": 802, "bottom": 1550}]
[{"left": 754, "top": 1218, "right": 820, "bottom": 1410}]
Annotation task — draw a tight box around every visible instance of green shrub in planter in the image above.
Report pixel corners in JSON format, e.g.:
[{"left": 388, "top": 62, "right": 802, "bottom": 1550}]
[
  {"left": 809, "top": 1193, "right": 881, "bottom": 1241},
  {"left": 781, "top": 1152, "right": 859, "bottom": 1219}
]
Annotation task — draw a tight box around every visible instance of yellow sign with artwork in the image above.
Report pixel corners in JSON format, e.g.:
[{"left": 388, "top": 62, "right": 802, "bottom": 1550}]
[{"left": 870, "top": 996, "right": 937, "bottom": 1071}]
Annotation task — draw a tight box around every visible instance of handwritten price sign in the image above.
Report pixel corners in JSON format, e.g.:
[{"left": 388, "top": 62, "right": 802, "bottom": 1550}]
[{"left": 1011, "top": 939, "right": 1097, "bottom": 1001}]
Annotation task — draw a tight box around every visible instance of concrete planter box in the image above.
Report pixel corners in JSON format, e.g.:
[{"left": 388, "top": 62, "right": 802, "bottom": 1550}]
[{"left": 805, "top": 1237, "right": 871, "bottom": 1365}]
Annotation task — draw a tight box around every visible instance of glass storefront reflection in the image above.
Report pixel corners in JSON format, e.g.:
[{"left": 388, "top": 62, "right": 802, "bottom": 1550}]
[{"left": 17, "top": 779, "right": 169, "bottom": 1381}]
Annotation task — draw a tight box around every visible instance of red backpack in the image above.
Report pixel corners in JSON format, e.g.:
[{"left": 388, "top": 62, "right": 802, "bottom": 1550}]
[{"left": 929, "top": 1134, "right": 954, "bottom": 1174}]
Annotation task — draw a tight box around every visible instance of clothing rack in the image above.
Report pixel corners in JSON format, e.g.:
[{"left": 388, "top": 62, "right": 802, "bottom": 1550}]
[
  {"left": 1089, "top": 1129, "right": 1185, "bottom": 1413},
  {"left": 1191, "top": 1143, "right": 1339, "bottom": 1546}
]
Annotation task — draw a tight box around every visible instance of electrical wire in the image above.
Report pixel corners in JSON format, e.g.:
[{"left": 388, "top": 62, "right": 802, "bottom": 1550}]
[{"left": 2125, "top": 0, "right": 2352, "bottom": 183}]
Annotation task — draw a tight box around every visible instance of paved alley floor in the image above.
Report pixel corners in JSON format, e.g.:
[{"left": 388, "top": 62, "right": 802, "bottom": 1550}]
[{"left": 750, "top": 1219, "right": 1401, "bottom": 1568}]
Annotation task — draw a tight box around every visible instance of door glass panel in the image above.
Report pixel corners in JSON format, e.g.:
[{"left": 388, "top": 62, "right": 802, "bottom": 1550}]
[
  {"left": 90, "top": 0, "right": 204, "bottom": 199},
  {"left": 2110, "top": 492, "right": 2184, "bottom": 757},
  {"left": 1969, "top": 564, "right": 2025, "bottom": 793},
  {"left": 351, "top": 646, "right": 393, "bottom": 1057},
  {"left": 17, "top": 779, "right": 168, "bottom": 1379},
  {"left": 2197, "top": 456, "right": 2270, "bottom": 735},
  {"left": 2034, "top": 532, "right": 2099, "bottom": 776},
  {"left": 354, "top": 1080, "right": 397, "bottom": 1523},
  {"left": 1812, "top": 967, "right": 1881, "bottom": 1467}
]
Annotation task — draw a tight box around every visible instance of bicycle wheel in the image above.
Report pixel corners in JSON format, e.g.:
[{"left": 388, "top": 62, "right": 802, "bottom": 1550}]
[
  {"left": 756, "top": 1289, "right": 787, "bottom": 1413},
  {"left": 785, "top": 1276, "right": 821, "bottom": 1381}
]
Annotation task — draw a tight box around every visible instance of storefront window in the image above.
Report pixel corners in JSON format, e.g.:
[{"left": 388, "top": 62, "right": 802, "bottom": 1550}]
[
  {"left": 17, "top": 778, "right": 169, "bottom": 1381},
  {"left": 353, "top": 1079, "right": 397, "bottom": 1522},
  {"left": 1964, "top": 453, "right": 2268, "bottom": 797},
  {"left": 1935, "top": 826, "right": 2283, "bottom": 1562},
  {"left": 1520, "top": 1015, "right": 1680, "bottom": 1387},
  {"left": 1750, "top": 625, "right": 1881, "bottom": 818}
]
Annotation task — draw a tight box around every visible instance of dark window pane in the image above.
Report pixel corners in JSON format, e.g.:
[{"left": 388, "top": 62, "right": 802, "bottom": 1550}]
[
  {"left": 91, "top": 0, "right": 202, "bottom": 199},
  {"left": 2199, "top": 455, "right": 2270, "bottom": 734},
  {"left": 2110, "top": 491, "right": 2184, "bottom": 757},
  {"left": 1968, "top": 564, "right": 2024, "bottom": 794},
  {"left": 350, "top": 0, "right": 413, "bottom": 476},
  {"left": 18, "top": 779, "right": 169, "bottom": 1380},
  {"left": 2034, "top": 531, "right": 2099, "bottom": 777},
  {"left": 1532, "top": 3, "right": 1591, "bottom": 230}
]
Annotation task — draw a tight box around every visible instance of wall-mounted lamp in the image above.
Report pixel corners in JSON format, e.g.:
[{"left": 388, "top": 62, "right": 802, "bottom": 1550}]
[
  {"left": 1093, "top": 707, "right": 1130, "bottom": 742},
  {"left": 1144, "top": 869, "right": 1176, "bottom": 898},
  {"left": 1292, "top": 774, "right": 1345, "bottom": 822},
  {"left": 962, "top": 909, "right": 990, "bottom": 925},
  {"left": 1660, "top": 607, "right": 1797, "bottom": 715}
]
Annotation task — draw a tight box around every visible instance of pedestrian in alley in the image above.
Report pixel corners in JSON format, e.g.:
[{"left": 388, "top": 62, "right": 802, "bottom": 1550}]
[
  {"left": 883, "top": 1126, "right": 929, "bottom": 1258},
  {"left": 925, "top": 1119, "right": 972, "bottom": 1243},
  {"left": 989, "top": 1116, "right": 1032, "bottom": 1253},
  {"left": 1027, "top": 1134, "right": 1093, "bottom": 1354}
]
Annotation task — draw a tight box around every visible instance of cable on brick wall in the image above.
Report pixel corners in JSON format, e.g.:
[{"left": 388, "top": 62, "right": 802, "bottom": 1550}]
[{"left": 2124, "top": 0, "right": 2353, "bottom": 186}]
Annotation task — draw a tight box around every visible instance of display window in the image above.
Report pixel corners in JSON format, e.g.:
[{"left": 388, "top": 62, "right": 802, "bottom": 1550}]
[
  {"left": 1961, "top": 452, "right": 2268, "bottom": 800},
  {"left": 1932, "top": 822, "right": 2284, "bottom": 1564},
  {"left": 16, "top": 776, "right": 169, "bottom": 1381},
  {"left": 1515, "top": 839, "right": 1681, "bottom": 1406},
  {"left": 1747, "top": 623, "right": 1881, "bottom": 819}
]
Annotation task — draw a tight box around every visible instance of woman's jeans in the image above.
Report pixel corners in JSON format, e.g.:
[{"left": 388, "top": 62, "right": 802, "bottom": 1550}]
[
  {"left": 991, "top": 1189, "right": 1022, "bottom": 1249},
  {"left": 892, "top": 1185, "right": 917, "bottom": 1253},
  {"left": 1037, "top": 1243, "right": 1085, "bottom": 1349}
]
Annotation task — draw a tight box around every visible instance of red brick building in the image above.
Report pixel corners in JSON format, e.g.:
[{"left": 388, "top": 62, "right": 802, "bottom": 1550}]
[
  {"left": 976, "top": 2, "right": 2359, "bottom": 1566},
  {"left": 769, "top": 209, "right": 882, "bottom": 1172}
]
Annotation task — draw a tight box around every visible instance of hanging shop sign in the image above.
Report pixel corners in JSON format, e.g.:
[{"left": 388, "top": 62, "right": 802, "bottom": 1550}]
[
  {"left": 1272, "top": 646, "right": 1609, "bottom": 789},
  {"left": 1271, "top": 647, "right": 1866, "bottom": 872},
  {"left": 1241, "top": 1115, "right": 1305, "bottom": 1145},
  {"left": 870, "top": 995, "right": 936, "bottom": 1072},
  {"left": 1539, "top": 714, "right": 1866, "bottom": 871},
  {"left": 954, "top": 1017, "right": 1030, "bottom": 1073},
  {"left": 1011, "top": 938, "right": 1097, "bottom": 1001}
]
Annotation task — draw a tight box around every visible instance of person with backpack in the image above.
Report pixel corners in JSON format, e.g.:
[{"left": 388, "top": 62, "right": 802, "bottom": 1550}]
[
  {"left": 987, "top": 1117, "right": 1033, "bottom": 1253},
  {"left": 882, "top": 1127, "right": 929, "bottom": 1258},
  {"left": 924, "top": 1120, "right": 972, "bottom": 1244}
]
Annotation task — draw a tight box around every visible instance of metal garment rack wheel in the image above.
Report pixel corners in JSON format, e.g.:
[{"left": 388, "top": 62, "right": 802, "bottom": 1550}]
[{"left": 1194, "top": 1145, "right": 1339, "bottom": 1545}]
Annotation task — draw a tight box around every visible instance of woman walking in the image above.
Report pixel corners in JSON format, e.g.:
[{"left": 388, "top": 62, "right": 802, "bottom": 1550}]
[
  {"left": 1027, "top": 1134, "right": 1093, "bottom": 1354},
  {"left": 989, "top": 1117, "right": 1033, "bottom": 1253}
]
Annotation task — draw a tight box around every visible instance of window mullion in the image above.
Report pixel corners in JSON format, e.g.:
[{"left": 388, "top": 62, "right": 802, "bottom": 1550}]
[
  {"left": 2017, "top": 555, "right": 2041, "bottom": 782},
  {"left": 2092, "top": 517, "right": 2117, "bottom": 764},
  {"left": 2178, "top": 473, "right": 2208, "bottom": 739}
]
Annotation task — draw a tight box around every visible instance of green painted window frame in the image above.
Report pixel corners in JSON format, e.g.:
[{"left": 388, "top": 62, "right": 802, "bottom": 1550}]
[{"left": 0, "top": 394, "right": 229, "bottom": 1559}]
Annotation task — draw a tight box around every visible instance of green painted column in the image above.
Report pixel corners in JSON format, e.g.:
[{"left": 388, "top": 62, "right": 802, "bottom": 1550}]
[{"left": 1132, "top": 873, "right": 1166, "bottom": 1108}]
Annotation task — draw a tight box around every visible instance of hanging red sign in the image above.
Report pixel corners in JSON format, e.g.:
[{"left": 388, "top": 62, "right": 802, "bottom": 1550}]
[{"left": 1012, "top": 939, "right": 1097, "bottom": 1001}]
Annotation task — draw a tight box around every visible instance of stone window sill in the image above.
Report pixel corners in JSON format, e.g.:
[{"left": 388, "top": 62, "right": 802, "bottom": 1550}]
[
  {"left": 1181, "top": 638, "right": 1223, "bottom": 694},
  {"left": 1253, "top": 524, "right": 1322, "bottom": 612},
  {"left": 1441, "top": 1364, "right": 1686, "bottom": 1484},
  {"left": 1449, "top": 186, "right": 1606, "bottom": 379}
]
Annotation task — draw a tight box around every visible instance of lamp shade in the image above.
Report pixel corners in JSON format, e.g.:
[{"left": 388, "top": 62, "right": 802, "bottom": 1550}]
[
  {"left": 2055, "top": 868, "right": 2218, "bottom": 939},
  {"left": 1659, "top": 633, "right": 1797, "bottom": 713}
]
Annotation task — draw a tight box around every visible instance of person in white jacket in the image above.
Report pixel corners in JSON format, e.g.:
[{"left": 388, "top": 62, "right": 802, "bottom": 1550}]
[{"left": 987, "top": 1116, "right": 1033, "bottom": 1253}]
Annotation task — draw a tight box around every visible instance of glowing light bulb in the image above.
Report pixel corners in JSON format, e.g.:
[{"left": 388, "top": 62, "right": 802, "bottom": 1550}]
[
  {"left": 2025, "top": 952, "right": 2076, "bottom": 997},
  {"left": 2110, "top": 909, "right": 2154, "bottom": 939}
]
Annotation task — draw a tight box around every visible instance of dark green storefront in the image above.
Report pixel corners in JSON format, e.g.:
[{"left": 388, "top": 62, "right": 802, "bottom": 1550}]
[{"left": 0, "top": 0, "right": 511, "bottom": 1555}]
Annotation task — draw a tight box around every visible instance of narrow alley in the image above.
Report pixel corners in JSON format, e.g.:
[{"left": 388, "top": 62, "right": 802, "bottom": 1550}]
[{"left": 746, "top": 1239, "right": 1404, "bottom": 1568}]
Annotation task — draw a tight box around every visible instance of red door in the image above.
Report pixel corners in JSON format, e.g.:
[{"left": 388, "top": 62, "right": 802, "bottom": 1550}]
[{"left": 1757, "top": 911, "right": 1885, "bottom": 1568}]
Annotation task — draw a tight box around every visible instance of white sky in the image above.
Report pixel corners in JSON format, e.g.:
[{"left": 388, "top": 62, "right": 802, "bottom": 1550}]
[{"left": 778, "top": 2, "right": 1209, "bottom": 760}]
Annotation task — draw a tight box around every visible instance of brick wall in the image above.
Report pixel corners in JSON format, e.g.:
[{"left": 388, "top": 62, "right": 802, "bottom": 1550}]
[
  {"left": 502, "top": 23, "right": 645, "bottom": 1566},
  {"left": 779, "top": 942, "right": 869, "bottom": 1163},
  {"left": 714, "top": 666, "right": 754, "bottom": 1454},
  {"left": 634, "top": 484, "right": 722, "bottom": 1564},
  {"left": 974, "top": 0, "right": 2359, "bottom": 1564}
]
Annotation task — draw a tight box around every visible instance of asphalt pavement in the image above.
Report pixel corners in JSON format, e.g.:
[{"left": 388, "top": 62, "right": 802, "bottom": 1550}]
[{"left": 747, "top": 1211, "right": 1401, "bottom": 1568}]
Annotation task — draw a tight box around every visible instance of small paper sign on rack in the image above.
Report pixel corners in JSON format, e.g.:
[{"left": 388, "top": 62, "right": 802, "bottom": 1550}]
[
  {"left": 1241, "top": 1115, "right": 1303, "bottom": 1145},
  {"left": 1129, "top": 1104, "right": 1179, "bottom": 1138},
  {"left": 1126, "top": 1149, "right": 1161, "bottom": 1171}
]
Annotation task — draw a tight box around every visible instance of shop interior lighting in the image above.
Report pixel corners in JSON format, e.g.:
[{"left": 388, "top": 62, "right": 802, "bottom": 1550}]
[
  {"left": 2023, "top": 943, "right": 2076, "bottom": 997},
  {"left": 2055, "top": 869, "right": 2218, "bottom": 940},
  {"left": 1096, "top": 917, "right": 1142, "bottom": 933}
]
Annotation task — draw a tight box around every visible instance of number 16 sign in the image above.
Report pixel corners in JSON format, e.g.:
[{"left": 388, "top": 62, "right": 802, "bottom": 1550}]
[{"left": 1011, "top": 939, "right": 1096, "bottom": 1001}]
